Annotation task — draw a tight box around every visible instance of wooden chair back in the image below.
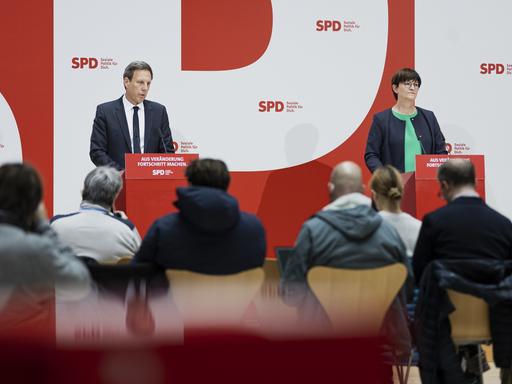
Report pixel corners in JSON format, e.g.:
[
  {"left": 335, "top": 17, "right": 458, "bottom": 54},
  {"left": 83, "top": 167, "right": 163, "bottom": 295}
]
[
  {"left": 447, "top": 290, "right": 491, "bottom": 345},
  {"left": 307, "top": 264, "right": 407, "bottom": 334},
  {"left": 166, "top": 268, "right": 264, "bottom": 327}
]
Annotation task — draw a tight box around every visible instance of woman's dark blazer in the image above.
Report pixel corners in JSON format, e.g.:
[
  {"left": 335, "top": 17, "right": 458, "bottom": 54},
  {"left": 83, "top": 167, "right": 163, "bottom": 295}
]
[{"left": 364, "top": 107, "right": 447, "bottom": 173}]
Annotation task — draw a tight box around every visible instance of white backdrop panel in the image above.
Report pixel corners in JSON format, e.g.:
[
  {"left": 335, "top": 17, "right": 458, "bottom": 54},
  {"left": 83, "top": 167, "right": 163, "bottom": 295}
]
[
  {"left": 54, "top": 0, "right": 387, "bottom": 214},
  {"left": 0, "top": 92, "right": 22, "bottom": 164},
  {"left": 416, "top": 0, "right": 512, "bottom": 219}
]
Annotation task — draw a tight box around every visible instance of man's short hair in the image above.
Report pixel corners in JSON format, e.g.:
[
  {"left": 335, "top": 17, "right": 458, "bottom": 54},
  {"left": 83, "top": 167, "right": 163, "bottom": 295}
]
[
  {"left": 82, "top": 166, "right": 123, "bottom": 208},
  {"left": 438, "top": 159, "right": 476, "bottom": 187},
  {"left": 123, "top": 61, "right": 153, "bottom": 81},
  {"left": 185, "top": 158, "right": 230, "bottom": 191},
  {"left": 0, "top": 163, "right": 42, "bottom": 228}
]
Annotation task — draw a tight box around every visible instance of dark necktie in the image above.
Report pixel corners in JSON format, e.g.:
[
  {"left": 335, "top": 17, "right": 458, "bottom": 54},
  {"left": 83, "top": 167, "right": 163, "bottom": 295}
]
[{"left": 132, "top": 106, "right": 141, "bottom": 153}]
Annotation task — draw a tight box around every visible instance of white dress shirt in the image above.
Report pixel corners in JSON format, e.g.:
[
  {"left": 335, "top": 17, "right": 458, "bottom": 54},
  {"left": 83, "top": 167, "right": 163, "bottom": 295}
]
[{"left": 122, "top": 95, "right": 146, "bottom": 153}]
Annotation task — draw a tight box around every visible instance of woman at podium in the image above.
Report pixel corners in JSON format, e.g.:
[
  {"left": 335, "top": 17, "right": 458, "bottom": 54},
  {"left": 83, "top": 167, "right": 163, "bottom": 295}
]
[{"left": 364, "top": 68, "right": 447, "bottom": 173}]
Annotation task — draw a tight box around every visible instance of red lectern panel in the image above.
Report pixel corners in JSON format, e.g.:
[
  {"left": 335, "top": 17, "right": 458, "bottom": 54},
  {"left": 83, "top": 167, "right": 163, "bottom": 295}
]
[
  {"left": 116, "top": 153, "right": 199, "bottom": 237},
  {"left": 404, "top": 154, "right": 485, "bottom": 220}
]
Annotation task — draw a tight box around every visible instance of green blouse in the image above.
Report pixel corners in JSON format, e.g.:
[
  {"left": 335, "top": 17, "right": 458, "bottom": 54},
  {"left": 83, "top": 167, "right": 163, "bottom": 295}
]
[{"left": 392, "top": 109, "right": 422, "bottom": 172}]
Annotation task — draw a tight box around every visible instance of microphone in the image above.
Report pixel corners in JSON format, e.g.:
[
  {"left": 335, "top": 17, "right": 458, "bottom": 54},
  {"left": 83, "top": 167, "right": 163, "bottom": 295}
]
[
  {"left": 160, "top": 132, "right": 168, "bottom": 154},
  {"left": 417, "top": 135, "right": 427, "bottom": 154}
]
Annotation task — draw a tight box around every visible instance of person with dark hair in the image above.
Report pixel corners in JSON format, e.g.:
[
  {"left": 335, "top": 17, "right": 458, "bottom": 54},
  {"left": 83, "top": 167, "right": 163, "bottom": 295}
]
[
  {"left": 365, "top": 68, "right": 447, "bottom": 173},
  {"left": 51, "top": 166, "right": 141, "bottom": 263},
  {"left": 184, "top": 158, "right": 230, "bottom": 191},
  {"left": 133, "top": 158, "right": 266, "bottom": 274},
  {"left": 437, "top": 157, "right": 476, "bottom": 188},
  {"left": 369, "top": 165, "right": 421, "bottom": 257},
  {"left": 0, "top": 163, "right": 90, "bottom": 326},
  {"left": 90, "top": 60, "right": 174, "bottom": 170}
]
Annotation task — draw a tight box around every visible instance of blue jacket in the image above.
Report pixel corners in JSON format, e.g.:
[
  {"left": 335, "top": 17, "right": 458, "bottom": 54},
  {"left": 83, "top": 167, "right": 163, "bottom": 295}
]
[
  {"left": 364, "top": 107, "right": 447, "bottom": 173},
  {"left": 133, "top": 186, "right": 266, "bottom": 274}
]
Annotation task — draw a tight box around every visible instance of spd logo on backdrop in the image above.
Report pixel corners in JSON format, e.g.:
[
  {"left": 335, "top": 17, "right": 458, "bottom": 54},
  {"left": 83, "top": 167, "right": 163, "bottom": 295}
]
[
  {"left": 258, "top": 100, "right": 304, "bottom": 113},
  {"left": 177, "top": 141, "right": 198, "bottom": 153},
  {"left": 445, "top": 142, "right": 472, "bottom": 155},
  {"left": 71, "top": 57, "right": 119, "bottom": 70},
  {"left": 480, "top": 63, "right": 512, "bottom": 75},
  {"left": 316, "top": 19, "right": 360, "bottom": 32}
]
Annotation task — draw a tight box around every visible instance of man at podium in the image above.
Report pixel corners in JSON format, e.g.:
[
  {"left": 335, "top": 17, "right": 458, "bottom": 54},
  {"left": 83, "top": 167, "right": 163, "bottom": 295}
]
[{"left": 89, "top": 61, "right": 174, "bottom": 170}]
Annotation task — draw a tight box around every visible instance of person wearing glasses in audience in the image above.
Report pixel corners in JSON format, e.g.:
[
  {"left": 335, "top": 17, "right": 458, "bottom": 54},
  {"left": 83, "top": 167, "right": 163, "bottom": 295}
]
[{"left": 365, "top": 68, "right": 447, "bottom": 174}]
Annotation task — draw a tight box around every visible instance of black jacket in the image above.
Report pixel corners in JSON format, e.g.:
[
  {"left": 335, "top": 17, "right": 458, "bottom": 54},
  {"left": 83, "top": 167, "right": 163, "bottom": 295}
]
[
  {"left": 364, "top": 107, "right": 447, "bottom": 173},
  {"left": 413, "top": 197, "right": 512, "bottom": 284},
  {"left": 133, "top": 186, "right": 266, "bottom": 274},
  {"left": 415, "top": 259, "right": 512, "bottom": 384}
]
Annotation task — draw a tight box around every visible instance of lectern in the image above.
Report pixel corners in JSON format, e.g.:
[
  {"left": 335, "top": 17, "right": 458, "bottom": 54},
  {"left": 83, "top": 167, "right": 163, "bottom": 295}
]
[
  {"left": 115, "top": 153, "right": 199, "bottom": 236},
  {"left": 401, "top": 155, "right": 485, "bottom": 219}
]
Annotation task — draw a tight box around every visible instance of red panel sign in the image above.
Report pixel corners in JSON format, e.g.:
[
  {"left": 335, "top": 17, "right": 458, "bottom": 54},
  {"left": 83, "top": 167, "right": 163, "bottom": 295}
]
[
  {"left": 415, "top": 154, "right": 485, "bottom": 180},
  {"left": 124, "top": 153, "right": 199, "bottom": 179},
  {"left": 413, "top": 154, "right": 486, "bottom": 219}
]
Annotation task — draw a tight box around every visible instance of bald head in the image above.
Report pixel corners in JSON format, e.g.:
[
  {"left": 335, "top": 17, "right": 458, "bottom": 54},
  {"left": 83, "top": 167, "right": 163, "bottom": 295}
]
[{"left": 328, "top": 161, "right": 363, "bottom": 200}]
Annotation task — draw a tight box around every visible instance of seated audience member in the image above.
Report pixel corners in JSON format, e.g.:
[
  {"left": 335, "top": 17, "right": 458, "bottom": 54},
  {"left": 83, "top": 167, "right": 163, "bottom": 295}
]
[
  {"left": 133, "top": 158, "right": 266, "bottom": 274},
  {"left": 369, "top": 165, "right": 421, "bottom": 257},
  {"left": 283, "top": 161, "right": 410, "bottom": 283},
  {"left": 0, "top": 163, "right": 90, "bottom": 331},
  {"left": 51, "top": 166, "right": 141, "bottom": 263},
  {"left": 413, "top": 159, "right": 512, "bottom": 384},
  {"left": 282, "top": 161, "right": 412, "bottom": 355}
]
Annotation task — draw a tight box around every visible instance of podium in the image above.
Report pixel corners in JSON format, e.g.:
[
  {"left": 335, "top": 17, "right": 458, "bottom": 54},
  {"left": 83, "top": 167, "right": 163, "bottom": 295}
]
[
  {"left": 115, "top": 153, "right": 199, "bottom": 236},
  {"left": 401, "top": 155, "right": 485, "bottom": 220}
]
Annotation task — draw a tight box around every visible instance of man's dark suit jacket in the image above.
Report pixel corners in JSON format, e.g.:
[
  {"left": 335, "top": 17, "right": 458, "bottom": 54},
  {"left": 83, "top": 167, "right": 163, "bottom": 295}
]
[
  {"left": 89, "top": 96, "right": 174, "bottom": 170},
  {"left": 364, "top": 107, "right": 447, "bottom": 173},
  {"left": 413, "top": 196, "right": 512, "bottom": 283}
]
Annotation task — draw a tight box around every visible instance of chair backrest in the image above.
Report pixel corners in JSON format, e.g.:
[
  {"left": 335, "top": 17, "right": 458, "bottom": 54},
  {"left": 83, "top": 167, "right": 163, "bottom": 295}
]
[
  {"left": 307, "top": 263, "right": 407, "bottom": 334},
  {"left": 166, "top": 268, "right": 264, "bottom": 328},
  {"left": 447, "top": 289, "right": 491, "bottom": 345},
  {"left": 86, "top": 263, "right": 168, "bottom": 296}
]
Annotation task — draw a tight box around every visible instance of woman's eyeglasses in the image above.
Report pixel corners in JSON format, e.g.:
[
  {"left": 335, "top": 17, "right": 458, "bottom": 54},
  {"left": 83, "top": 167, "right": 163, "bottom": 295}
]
[{"left": 402, "top": 81, "right": 420, "bottom": 89}]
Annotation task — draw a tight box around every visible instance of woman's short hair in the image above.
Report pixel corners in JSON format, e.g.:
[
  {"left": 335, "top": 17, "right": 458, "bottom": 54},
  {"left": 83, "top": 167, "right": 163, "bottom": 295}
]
[
  {"left": 370, "top": 165, "right": 403, "bottom": 200},
  {"left": 0, "top": 163, "right": 42, "bottom": 227},
  {"left": 391, "top": 68, "right": 422, "bottom": 100}
]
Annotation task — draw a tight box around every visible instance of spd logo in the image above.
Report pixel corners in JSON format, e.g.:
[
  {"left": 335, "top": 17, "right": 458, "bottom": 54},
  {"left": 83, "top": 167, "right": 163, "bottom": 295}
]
[
  {"left": 71, "top": 57, "right": 99, "bottom": 69},
  {"left": 258, "top": 100, "right": 284, "bottom": 112},
  {"left": 480, "top": 63, "right": 505, "bottom": 74},
  {"left": 316, "top": 20, "right": 342, "bottom": 32}
]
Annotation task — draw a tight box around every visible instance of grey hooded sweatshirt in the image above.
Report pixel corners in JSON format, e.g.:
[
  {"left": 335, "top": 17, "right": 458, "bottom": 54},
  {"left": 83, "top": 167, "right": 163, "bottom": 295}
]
[
  {"left": 281, "top": 193, "right": 413, "bottom": 354},
  {"left": 283, "top": 193, "right": 410, "bottom": 283}
]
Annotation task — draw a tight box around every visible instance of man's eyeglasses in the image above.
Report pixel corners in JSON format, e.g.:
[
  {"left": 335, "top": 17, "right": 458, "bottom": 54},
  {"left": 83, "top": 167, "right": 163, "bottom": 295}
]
[{"left": 402, "top": 81, "right": 420, "bottom": 89}]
